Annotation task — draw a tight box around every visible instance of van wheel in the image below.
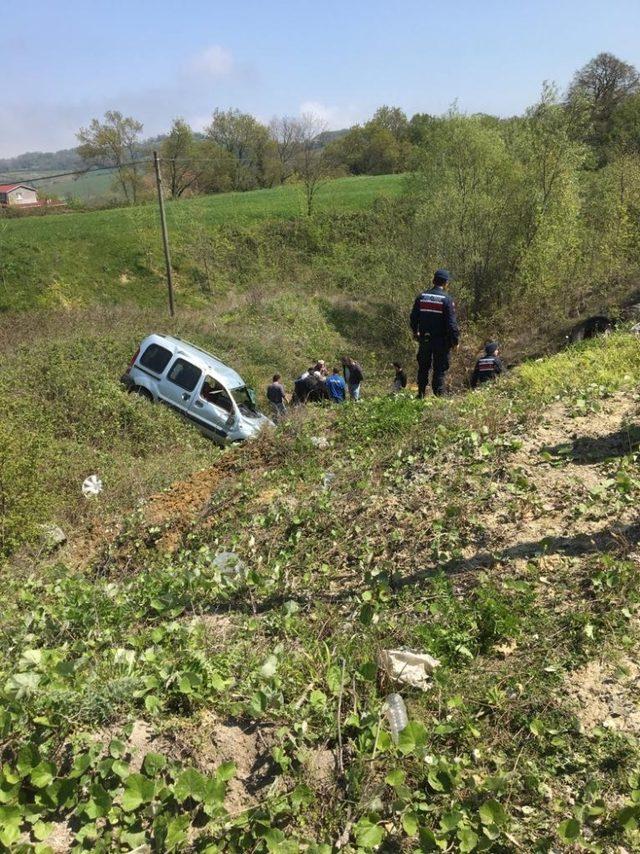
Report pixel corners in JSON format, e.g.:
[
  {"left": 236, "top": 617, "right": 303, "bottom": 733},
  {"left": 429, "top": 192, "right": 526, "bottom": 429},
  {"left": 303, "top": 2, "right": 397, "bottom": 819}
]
[{"left": 131, "top": 386, "right": 153, "bottom": 402}]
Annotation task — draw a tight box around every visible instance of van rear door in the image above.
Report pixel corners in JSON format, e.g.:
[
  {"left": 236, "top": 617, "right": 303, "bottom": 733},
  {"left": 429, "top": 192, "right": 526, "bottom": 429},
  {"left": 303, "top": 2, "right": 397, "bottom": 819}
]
[{"left": 159, "top": 357, "right": 202, "bottom": 413}]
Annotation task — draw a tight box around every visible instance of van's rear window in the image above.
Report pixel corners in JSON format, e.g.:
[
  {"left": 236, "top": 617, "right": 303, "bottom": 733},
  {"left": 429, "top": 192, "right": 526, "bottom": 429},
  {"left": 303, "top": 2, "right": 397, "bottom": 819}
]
[{"left": 139, "top": 343, "right": 172, "bottom": 374}]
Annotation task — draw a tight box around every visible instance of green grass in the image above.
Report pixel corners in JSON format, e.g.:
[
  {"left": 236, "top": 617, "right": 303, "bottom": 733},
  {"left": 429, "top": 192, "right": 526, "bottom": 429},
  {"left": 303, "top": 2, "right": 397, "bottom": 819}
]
[
  {"left": 1, "top": 334, "right": 639, "bottom": 850},
  {"left": 173, "top": 174, "right": 405, "bottom": 225},
  {"left": 0, "top": 174, "right": 405, "bottom": 312}
]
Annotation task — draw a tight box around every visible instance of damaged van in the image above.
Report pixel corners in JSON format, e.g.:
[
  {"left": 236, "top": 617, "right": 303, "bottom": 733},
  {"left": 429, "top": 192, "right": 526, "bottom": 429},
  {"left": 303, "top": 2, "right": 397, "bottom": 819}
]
[{"left": 121, "top": 334, "right": 272, "bottom": 443}]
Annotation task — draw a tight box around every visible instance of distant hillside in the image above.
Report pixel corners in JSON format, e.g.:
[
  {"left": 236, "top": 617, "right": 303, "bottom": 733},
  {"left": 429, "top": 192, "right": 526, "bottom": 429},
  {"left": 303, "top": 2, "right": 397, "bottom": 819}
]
[{"left": 0, "top": 146, "right": 84, "bottom": 174}]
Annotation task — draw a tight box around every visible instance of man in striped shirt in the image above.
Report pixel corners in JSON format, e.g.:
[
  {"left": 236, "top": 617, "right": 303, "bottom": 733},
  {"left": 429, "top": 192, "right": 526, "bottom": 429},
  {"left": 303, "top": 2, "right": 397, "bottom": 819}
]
[{"left": 409, "top": 269, "right": 460, "bottom": 397}]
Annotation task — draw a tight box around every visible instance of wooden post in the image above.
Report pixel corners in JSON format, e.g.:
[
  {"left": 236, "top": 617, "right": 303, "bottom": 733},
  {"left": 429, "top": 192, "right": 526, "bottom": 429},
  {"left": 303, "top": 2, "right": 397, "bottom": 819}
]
[{"left": 153, "top": 150, "right": 175, "bottom": 317}]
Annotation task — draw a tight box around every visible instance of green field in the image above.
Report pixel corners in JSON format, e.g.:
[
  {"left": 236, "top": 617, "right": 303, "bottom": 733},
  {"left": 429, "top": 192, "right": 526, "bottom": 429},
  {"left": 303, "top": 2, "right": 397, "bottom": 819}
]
[{"left": 0, "top": 174, "right": 405, "bottom": 312}]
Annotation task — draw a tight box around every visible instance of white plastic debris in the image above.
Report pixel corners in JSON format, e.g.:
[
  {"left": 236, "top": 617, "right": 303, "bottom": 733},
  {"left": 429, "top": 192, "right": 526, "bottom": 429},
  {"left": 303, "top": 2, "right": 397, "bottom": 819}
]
[
  {"left": 378, "top": 649, "right": 440, "bottom": 692},
  {"left": 310, "top": 436, "right": 329, "bottom": 450},
  {"left": 384, "top": 693, "right": 408, "bottom": 744},
  {"left": 211, "top": 551, "right": 246, "bottom": 578},
  {"left": 38, "top": 523, "right": 67, "bottom": 551},
  {"left": 322, "top": 471, "right": 336, "bottom": 490},
  {"left": 82, "top": 475, "right": 103, "bottom": 498}
]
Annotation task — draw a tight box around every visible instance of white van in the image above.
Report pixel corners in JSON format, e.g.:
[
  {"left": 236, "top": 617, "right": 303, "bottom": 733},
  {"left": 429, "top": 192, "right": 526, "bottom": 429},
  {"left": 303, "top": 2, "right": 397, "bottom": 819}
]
[{"left": 121, "top": 334, "right": 272, "bottom": 443}]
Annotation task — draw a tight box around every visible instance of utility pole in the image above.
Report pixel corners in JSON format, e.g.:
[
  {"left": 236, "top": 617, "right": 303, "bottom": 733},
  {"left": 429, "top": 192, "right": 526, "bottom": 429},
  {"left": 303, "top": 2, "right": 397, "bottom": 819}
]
[{"left": 153, "top": 150, "right": 175, "bottom": 317}]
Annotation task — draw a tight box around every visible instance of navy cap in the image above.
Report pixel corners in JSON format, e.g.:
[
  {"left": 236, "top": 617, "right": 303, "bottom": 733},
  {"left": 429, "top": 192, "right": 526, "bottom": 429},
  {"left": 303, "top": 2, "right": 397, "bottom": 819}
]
[
  {"left": 485, "top": 341, "right": 499, "bottom": 355},
  {"left": 434, "top": 269, "right": 451, "bottom": 282}
]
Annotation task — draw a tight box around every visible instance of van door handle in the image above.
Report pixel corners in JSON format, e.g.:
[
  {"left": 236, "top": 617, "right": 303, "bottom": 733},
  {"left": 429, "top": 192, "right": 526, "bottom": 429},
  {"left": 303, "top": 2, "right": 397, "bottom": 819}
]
[
  {"left": 194, "top": 400, "right": 204, "bottom": 408},
  {"left": 181, "top": 392, "right": 190, "bottom": 401}
]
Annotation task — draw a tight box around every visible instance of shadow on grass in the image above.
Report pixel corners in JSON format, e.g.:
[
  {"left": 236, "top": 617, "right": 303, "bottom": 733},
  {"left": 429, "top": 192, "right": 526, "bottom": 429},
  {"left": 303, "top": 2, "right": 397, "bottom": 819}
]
[
  {"left": 404, "top": 520, "right": 640, "bottom": 586},
  {"left": 542, "top": 423, "right": 640, "bottom": 464}
]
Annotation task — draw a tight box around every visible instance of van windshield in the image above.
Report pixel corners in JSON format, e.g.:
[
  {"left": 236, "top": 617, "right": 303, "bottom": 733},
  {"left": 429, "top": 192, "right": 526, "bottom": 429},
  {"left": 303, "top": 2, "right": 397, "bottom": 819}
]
[{"left": 232, "top": 386, "right": 259, "bottom": 417}]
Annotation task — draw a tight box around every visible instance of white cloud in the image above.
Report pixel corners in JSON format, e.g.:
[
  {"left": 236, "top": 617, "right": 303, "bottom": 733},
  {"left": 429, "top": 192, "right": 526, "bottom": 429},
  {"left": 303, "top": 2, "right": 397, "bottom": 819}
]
[
  {"left": 187, "top": 45, "right": 234, "bottom": 79},
  {"left": 298, "top": 101, "right": 363, "bottom": 130}
]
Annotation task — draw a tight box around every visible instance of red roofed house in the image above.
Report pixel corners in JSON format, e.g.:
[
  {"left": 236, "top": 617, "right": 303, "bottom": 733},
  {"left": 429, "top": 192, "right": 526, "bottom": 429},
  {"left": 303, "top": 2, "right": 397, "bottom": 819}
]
[{"left": 0, "top": 184, "right": 38, "bottom": 206}]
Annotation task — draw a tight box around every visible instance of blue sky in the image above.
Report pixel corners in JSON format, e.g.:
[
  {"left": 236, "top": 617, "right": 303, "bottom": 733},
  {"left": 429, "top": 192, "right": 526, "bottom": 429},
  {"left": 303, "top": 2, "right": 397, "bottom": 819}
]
[{"left": 4, "top": 0, "right": 640, "bottom": 156}]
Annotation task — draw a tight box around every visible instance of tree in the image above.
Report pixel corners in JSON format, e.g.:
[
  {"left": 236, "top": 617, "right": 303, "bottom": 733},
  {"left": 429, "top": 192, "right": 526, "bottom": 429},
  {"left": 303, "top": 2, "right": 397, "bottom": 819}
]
[
  {"left": 160, "top": 119, "right": 201, "bottom": 199},
  {"left": 371, "top": 105, "right": 410, "bottom": 140},
  {"left": 205, "top": 108, "right": 276, "bottom": 189},
  {"left": 324, "top": 106, "right": 414, "bottom": 175},
  {"left": 609, "top": 93, "right": 640, "bottom": 155},
  {"left": 566, "top": 53, "right": 640, "bottom": 157},
  {"left": 77, "top": 111, "right": 144, "bottom": 203},
  {"left": 269, "top": 116, "right": 303, "bottom": 183},
  {"left": 294, "top": 114, "right": 331, "bottom": 215},
  {"left": 195, "top": 140, "right": 237, "bottom": 194}
]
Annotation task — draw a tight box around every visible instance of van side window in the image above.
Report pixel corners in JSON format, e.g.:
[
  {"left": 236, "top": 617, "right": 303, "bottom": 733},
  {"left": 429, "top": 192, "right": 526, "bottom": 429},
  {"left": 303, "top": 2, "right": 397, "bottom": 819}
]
[
  {"left": 167, "top": 358, "right": 202, "bottom": 392},
  {"left": 139, "top": 343, "right": 172, "bottom": 374},
  {"left": 201, "top": 377, "right": 234, "bottom": 413}
]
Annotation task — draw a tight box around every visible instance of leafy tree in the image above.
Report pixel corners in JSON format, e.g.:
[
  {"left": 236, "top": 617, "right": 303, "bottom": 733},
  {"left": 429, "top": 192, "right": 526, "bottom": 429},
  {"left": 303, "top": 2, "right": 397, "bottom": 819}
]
[
  {"left": 325, "top": 110, "right": 413, "bottom": 176},
  {"left": 77, "top": 111, "right": 144, "bottom": 203},
  {"left": 514, "top": 85, "right": 586, "bottom": 304},
  {"left": 371, "top": 105, "right": 410, "bottom": 140},
  {"left": 160, "top": 119, "right": 202, "bottom": 199},
  {"left": 410, "top": 110, "right": 521, "bottom": 315},
  {"left": 609, "top": 93, "right": 640, "bottom": 156},
  {"left": 195, "top": 141, "right": 237, "bottom": 194},
  {"left": 205, "top": 109, "right": 276, "bottom": 189},
  {"left": 566, "top": 52, "right": 640, "bottom": 158}
]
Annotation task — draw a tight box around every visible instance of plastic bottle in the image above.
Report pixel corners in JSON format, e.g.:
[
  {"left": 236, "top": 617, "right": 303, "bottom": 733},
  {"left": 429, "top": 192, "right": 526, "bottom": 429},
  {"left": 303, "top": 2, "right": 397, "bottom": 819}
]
[{"left": 384, "top": 693, "right": 408, "bottom": 744}]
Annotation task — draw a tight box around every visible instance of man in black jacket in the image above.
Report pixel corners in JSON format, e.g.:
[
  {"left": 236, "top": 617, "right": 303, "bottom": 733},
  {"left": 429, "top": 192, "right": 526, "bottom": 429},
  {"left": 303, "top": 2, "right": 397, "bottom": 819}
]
[
  {"left": 471, "top": 342, "right": 503, "bottom": 388},
  {"left": 409, "top": 269, "right": 460, "bottom": 397}
]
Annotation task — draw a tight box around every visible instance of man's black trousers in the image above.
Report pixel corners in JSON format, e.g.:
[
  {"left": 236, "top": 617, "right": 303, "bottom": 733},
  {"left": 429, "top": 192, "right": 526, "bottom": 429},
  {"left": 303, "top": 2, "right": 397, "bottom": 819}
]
[{"left": 417, "top": 336, "right": 450, "bottom": 397}]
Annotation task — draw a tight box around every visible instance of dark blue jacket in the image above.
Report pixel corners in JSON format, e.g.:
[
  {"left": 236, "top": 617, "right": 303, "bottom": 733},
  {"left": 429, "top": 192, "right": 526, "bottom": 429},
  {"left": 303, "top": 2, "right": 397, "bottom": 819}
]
[
  {"left": 471, "top": 355, "right": 503, "bottom": 388},
  {"left": 410, "top": 286, "right": 459, "bottom": 346}
]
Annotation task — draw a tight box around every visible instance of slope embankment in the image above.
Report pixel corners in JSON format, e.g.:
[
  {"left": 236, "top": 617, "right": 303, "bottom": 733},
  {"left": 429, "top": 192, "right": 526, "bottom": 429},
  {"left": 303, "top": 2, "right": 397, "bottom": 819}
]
[{"left": 1, "top": 333, "right": 639, "bottom": 851}]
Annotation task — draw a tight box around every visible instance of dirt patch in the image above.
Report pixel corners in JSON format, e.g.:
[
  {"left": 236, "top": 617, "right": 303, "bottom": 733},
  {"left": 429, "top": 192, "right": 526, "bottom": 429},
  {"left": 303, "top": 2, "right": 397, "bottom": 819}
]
[
  {"left": 86, "top": 718, "right": 167, "bottom": 773},
  {"left": 126, "top": 719, "right": 158, "bottom": 772},
  {"left": 43, "top": 821, "right": 74, "bottom": 853},
  {"left": 171, "top": 712, "right": 277, "bottom": 815},
  {"left": 303, "top": 747, "right": 336, "bottom": 791},
  {"left": 187, "top": 612, "right": 237, "bottom": 642},
  {"left": 566, "top": 657, "right": 640, "bottom": 734},
  {"left": 144, "top": 465, "right": 226, "bottom": 528}
]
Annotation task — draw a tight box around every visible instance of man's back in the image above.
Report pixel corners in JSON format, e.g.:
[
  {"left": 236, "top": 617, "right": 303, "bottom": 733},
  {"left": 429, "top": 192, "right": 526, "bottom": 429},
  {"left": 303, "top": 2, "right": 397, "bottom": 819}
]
[
  {"left": 410, "top": 285, "right": 459, "bottom": 343},
  {"left": 266, "top": 381, "right": 285, "bottom": 404},
  {"left": 326, "top": 373, "right": 346, "bottom": 402}
]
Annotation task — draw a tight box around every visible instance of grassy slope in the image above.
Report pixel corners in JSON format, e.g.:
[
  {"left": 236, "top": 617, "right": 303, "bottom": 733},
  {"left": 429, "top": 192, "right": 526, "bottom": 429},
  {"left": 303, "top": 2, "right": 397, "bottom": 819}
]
[
  {"left": 0, "top": 174, "right": 404, "bottom": 312},
  {"left": 1, "top": 334, "right": 639, "bottom": 851}
]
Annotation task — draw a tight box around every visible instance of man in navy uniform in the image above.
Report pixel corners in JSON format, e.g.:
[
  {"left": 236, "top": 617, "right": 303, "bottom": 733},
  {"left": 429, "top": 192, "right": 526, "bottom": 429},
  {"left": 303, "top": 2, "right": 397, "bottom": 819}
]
[
  {"left": 471, "top": 342, "right": 503, "bottom": 388},
  {"left": 410, "top": 269, "right": 460, "bottom": 397}
]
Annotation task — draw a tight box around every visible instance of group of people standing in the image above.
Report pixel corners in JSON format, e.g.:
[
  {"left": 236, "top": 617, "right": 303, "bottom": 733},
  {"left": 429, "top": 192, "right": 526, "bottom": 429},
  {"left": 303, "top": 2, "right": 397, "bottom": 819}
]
[
  {"left": 266, "top": 357, "right": 364, "bottom": 419},
  {"left": 266, "top": 268, "right": 504, "bottom": 420}
]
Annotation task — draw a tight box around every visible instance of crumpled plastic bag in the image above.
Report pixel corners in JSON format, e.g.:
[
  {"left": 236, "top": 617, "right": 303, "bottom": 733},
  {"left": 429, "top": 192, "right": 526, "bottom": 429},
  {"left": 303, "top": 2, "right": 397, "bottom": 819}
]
[
  {"left": 378, "top": 648, "right": 440, "bottom": 691},
  {"left": 82, "top": 475, "right": 103, "bottom": 498},
  {"left": 211, "top": 551, "right": 246, "bottom": 579}
]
